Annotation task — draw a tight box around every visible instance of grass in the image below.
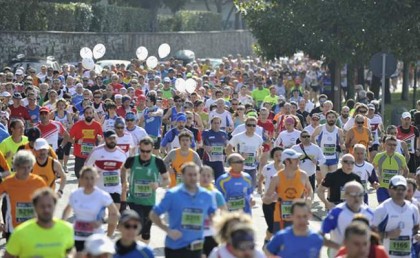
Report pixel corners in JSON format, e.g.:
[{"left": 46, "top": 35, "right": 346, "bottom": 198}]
[{"left": 383, "top": 89, "right": 417, "bottom": 126}]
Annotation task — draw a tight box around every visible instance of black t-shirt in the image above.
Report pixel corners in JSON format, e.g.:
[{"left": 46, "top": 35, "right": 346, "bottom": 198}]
[
  {"left": 321, "top": 168, "right": 362, "bottom": 204},
  {"left": 124, "top": 155, "right": 167, "bottom": 174}
]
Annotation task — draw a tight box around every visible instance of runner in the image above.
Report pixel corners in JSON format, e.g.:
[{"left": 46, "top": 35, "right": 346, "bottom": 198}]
[
  {"left": 85, "top": 130, "right": 127, "bottom": 211},
  {"left": 263, "top": 148, "right": 313, "bottom": 233},
  {"left": 0, "top": 119, "right": 28, "bottom": 168},
  {"left": 367, "top": 103, "right": 384, "bottom": 161},
  {"left": 139, "top": 94, "right": 163, "bottom": 155},
  {"left": 114, "top": 118, "right": 136, "bottom": 156},
  {"left": 53, "top": 98, "right": 73, "bottom": 170},
  {"left": 345, "top": 114, "right": 372, "bottom": 155},
  {"left": 161, "top": 113, "right": 196, "bottom": 154},
  {"left": 121, "top": 137, "right": 170, "bottom": 243},
  {"left": 101, "top": 102, "right": 119, "bottom": 132},
  {"left": 62, "top": 166, "right": 119, "bottom": 258},
  {"left": 124, "top": 111, "right": 148, "bottom": 153},
  {"left": 336, "top": 221, "right": 374, "bottom": 258},
  {"left": 397, "top": 111, "right": 420, "bottom": 176},
  {"left": 274, "top": 116, "right": 301, "bottom": 148},
  {"left": 208, "top": 98, "right": 234, "bottom": 132},
  {"left": 352, "top": 144, "right": 379, "bottom": 204},
  {"left": 18, "top": 127, "right": 58, "bottom": 159},
  {"left": 69, "top": 106, "right": 103, "bottom": 179},
  {"left": 5, "top": 188, "right": 74, "bottom": 257},
  {"left": 149, "top": 162, "right": 216, "bottom": 258},
  {"left": 36, "top": 106, "right": 70, "bottom": 152}
]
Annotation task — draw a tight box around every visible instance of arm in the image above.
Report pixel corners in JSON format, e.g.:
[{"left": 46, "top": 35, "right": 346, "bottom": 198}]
[
  {"left": 345, "top": 130, "right": 353, "bottom": 152},
  {"left": 149, "top": 210, "right": 170, "bottom": 233},
  {"left": 303, "top": 172, "right": 313, "bottom": 204},
  {"left": 262, "top": 176, "right": 279, "bottom": 204},
  {"left": 338, "top": 128, "right": 346, "bottom": 151},
  {"left": 62, "top": 204, "right": 72, "bottom": 220},
  {"left": 53, "top": 160, "right": 66, "bottom": 197},
  {"left": 121, "top": 166, "right": 129, "bottom": 201},
  {"left": 225, "top": 143, "right": 234, "bottom": 157},
  {"left": 401, "top": 141, "right": 410, "bottom": 162},
  {"left": 317, "top": 184, "right": 335, "bottom": 210},
  {"left": 311, "top": 126, "right": 321, "bottom": 144},
  {"left": 106, "top": 203, "right": 119, "bottom": 237}
]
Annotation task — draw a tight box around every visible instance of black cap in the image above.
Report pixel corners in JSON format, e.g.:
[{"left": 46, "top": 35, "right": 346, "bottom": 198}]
[
  {"left": 119, "top": 210, "right": 141, "bottom": 224},
  {"left": 103, "top": 130, "right": 117, "bottom": 138},
  {"left": 25, "top": 127, "right": 41, "bottom": 142}
]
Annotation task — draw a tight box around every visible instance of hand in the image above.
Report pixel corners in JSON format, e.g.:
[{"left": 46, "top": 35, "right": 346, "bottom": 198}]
[
  {"left": 241, "top": 152, "right": 249, "bottom": 159},
  {"left": 373, "top": 182, "right": 380, "bottom": 190},
  {"left": 387, "top": 228, "right": 402, "bottom": 239},
  {"left": 168, "top": 229, "right": 182, "bottom": 240},
  {"left": 325, "top": 202, "right": 335, "bottom": 210},
  {"left": 251, "top": 198, "right": 256, "bottom": 206},
  {"left": 203, "top": 146, "right": 212, "bottom": 153},
  {"left": 97, "top": 135, "right": 103, "bottom": 142}
]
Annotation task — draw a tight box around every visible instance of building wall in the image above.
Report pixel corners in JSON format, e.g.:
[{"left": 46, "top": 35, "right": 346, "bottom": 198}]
[{"left": 0, "top": 30, "right": 255, "bottom": 65}]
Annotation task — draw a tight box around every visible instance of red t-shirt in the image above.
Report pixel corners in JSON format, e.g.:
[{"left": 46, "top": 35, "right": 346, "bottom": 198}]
[
  {"left": 258, "top": 119, "right": 274, "bottom": 152},
  {"left": 335, "top": 245, "right": 389, "bottom": 258},
  {"left": 116, "top": 106, "right": 137, "bottom": 118},
  {"left": 110, "top": 83, "right": 124, "bottom": 94},
  {"left": 69, "top": 120, "right": 103, "bottom": 158},
  {"left": 9, "top": 105, "right": 30, "bottom": 121}
]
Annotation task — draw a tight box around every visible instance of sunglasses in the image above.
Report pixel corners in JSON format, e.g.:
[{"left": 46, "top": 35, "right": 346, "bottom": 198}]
[
  {"left": 232, "top": 103, "right": 238, "bottom": 106},
  {"left": 115, "top": 127, "right": 125, "bottom": 129},
  {"left": 301, "top": 135, "right": 310, "bottom": 138},
  {"left": 140, "top": 149, "right": 152, "bottom": 153},
  {"left": 391, "top": 186, "right": 406, "bottom": 191},
  {"left": 356, "top": 121, "right": 364, "bottom": 124},
  {"left": 94, "top": 96, "right": 101, "bottom": 99},
  {"left": 246, "top": 124, "right": 256, "bottom": 127},
  {"left": 342, "top": 160, "right": 355, "bottom": 165},
  {"left": 126, "top": 119, "right": 135, "bottom": 122},
  {"left": 237, "top": 108, "right": 245, "bottom": 111},
  {"left": 231, "top": 160, "right": 244, "bottom": 164},
  {"left": 387, "top": 143, "right": 397, "bottom": 147},
  {"left": 123, "top": 223, "right": 138, "bottom": 230},
  {"left": 358, "top": 110, "right": 367, "bottom": 113}
]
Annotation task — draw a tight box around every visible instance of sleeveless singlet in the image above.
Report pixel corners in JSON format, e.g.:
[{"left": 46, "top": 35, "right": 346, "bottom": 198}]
[
  {"left": 54, "top": 111, "right": 70, "bottom": 130},
  {"left": 102, "top": 114, "right": 118, "bottom": 132},
  {"left": 170, "top": 149, "right": 194, "bottom": 188},
  {"left": 317, "top": 125, "right": 339, "bottom": 160},
  {"left": 32, "top": 157, "right": 56, "bottom": 190},
  {"left": 349, "top": 126, "right": 370, "bottom": 154},
  {"left": 273, "top": 170, "right": 305, "bottom": 227}
]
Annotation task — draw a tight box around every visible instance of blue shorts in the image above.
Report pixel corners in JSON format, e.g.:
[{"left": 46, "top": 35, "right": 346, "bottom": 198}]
[
  {"left": 376, "top": 187, "right": 390, "bottom": 203},
  {"left": 324, "top": 157, "right": 339, "bottom": 166}
]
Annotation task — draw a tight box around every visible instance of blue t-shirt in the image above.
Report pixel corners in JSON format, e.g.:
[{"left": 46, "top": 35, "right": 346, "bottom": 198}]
[
  {"left": 72, "top": 94, "right": 83, "bottom": 106},
  {"left": 0, "top": 125, "right": 9, "bottom": 142},
  {"left": 160, "top": 128, "right": 196, "bottom": 149},
  {"left": 215, "top": 172, "right": 253, "bottom": 214},
  {"left": 26, "top": 105, "right": 40, "bottom": 124},
  {"left": 201, "top": 129, "right": 228, "bottom": 162},
  {"left": 152, "top": 185, "right": 216, "bottom": 249},
  {"left": 266, "top": 226, "right": 323, "bottom": 258},
  {"left": 143, "top": 106, "right": 163, "bottom": 137},
  {"left": 114, "top": 241, "right": 154, "bottom": 258}
]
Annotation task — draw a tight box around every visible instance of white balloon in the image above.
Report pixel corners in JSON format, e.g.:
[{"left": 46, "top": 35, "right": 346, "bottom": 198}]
[
  {"left": 175, "top": 78, "right": 186, "bottom": 93},
  {"left": 185, "top": 78, "right": 197, "bottom": 93},
  {"left": 158, "top": 43, "right": 171, "bottom": 59},
  {"left": 81, "top": 58, "right": 95, "bottom": 70},
  {"left": 146, "top": 56, "right": 158, "bottom": 69},
  {"left": 80, "top": 47, "right": 93, "bottom": 59},
  {"left": 93, "top": 44, "right": 106, "bottom": 59},
  {"left": 136, "top": 46, "right": 148, "bottom": 60}
]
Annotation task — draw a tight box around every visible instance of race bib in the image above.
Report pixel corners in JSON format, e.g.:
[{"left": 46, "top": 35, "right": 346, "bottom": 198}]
[
  {"left": 181, "top": 208, "right": 203, "bottom": 230},
  {"left": 16, "top": 202, "right": 34, "bottom": 223},
  {"left": 406, "top": 140, "right": 412, "bottom": 152},
  {"left": 134, "top": 180, "right": 152, "bottom": 198},
  {"left": 281, "top": 201, "right": 292, "bottom": 220},
  {"left": 381, "top": 169, "right": 398, "bottom": 188},
  {"left": 211, "top": 145, "right": 224, "bottom": 156},
  {"left": 244, "top": 153, "right": 256, "bottom": 167},
  {"left": 74, "top": 221, "right": 95, "bottom": 237},
  {"left": 361, "top": 180, "right": 367, "bottom": 192},
  {"left": 228, "top": 196, "right": 245, "bottom": 211},
  {"left": 389, "top": 236, "right": 411, "bottom": 256},
  {"left": 103, "top": 171, "right": 119, "bottom": 187},
  {"left": 323, "top": 144, "right": 336, "bottom": 156},
  {"left": 81, "top": 142, "right": 94, "bottom": 156},
  {"left": 340, "top": 186, "right": 346, "bottom": 201}
]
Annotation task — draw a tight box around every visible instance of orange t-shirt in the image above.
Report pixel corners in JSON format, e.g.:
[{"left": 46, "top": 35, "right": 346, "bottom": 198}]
[
  {"left": 169, "top": 149, "right": 194, "bottom": 188},
  {"left": 0, "top": 174, "right": 47, "bottom": 232}
]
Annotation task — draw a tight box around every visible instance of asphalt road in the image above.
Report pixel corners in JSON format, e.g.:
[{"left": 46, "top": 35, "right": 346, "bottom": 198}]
[{"left": 0, "top": 155, "right": 381, "bottom": 257}]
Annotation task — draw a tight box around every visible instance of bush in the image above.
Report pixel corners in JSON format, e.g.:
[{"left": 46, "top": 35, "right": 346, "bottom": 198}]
[
  {"left": 174, "top": 10, "right": 221, "bottom": 31},
  {"left": 40, "top": 2, "right": 93, "bottom": 32}
]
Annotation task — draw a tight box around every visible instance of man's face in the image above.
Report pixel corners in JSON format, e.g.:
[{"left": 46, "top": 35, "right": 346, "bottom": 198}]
[
  {"left": 179, "top": 136, "right": 191, "bottom": 148},
  {"left": 36, "top": 149, "right": 49, "bottom": 160},
  {"left": 176, "top": 120, "right": 185, "bottom": 130},
  {"left": 119, "top": 218, "right": 141, "bottom": 241},
  {"left": 390, "top": 185, "right": 407, "bottom": 201},
  {"left": 355, "top": 118, "right": 364, "bottom": 128},
  {"left": 300, "top": 133, "right": 310, "bottom": 144},
  {"left": 326, "top": 114, "right": 336, "bottom": 126},
  {"left": 84, "top": 109, "right": 94, "bottom": 122},
  {"left": 345, "top": 234, "right": 370, "bottom": 258},
  {"left": 245, "top": 120, "right": 256, "bottom": 134},
  {"left": 406, "top": 183, "right": 415, "bottom": 200},
  {"left": 385, "top": 139, "right": 397, "bottom": 153},
  {"left": 40, "top": 111, "right": 49, "bottom": 123},
  {"left": 402, "top": 117, "right": 411, "bottom": 127},
  {"left": 345, "top": 185, "right": 363, "bottom": 210},
  {"left": 341, "top": 109, "right": 349, "bottom": 119},
  {"left": 211, "top": 119, "right": 221, "bottom": 131},
  {"left": 291, "top": 206, "right": 310, "bottom": 230},
  {"left": 341, "top": 157, "right": 355, "bottom": 173},
  {"left": 105, "top": 136, "right": 117, "bottom": 149},
  {"left": 11, "top": 121, "right": 24, "bottom": 137},
  {"left": 182, "top": 167, "right": 199, "bottom": 187},
  {"left": 354, "top": 148, "right": 366, "bottom": 162},
  {"left": 35, "top": 195, "right": 55, "bottom": 224}
]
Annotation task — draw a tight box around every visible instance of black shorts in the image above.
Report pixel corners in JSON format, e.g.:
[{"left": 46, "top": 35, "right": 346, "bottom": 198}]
[
  {"left": 74, "top": 157, "right": 86, "bottom": 179},
  {"left": 75, "top": 240, "right": 85, "bottom": 252},
  {"left": 408, "top": 153, "right": 418, "bottom": 174},
  {"left": 309, "top": 174, "right": 315, "bottom": 192},
  {"left": 110, "top": 193, "right": 121, "bottom": 203},
  {"left": 164, "top": 247, "right": 201, "bottom": 258},
  {"left": 57, "top": 139, "right": 72, "bottom": 158},
  {"left": 310, "top": 85, "right": 320, "bottom": 92},
  {"left": 369, "top": 143, "right": 379, "bottom": 152},
  {"left": 128, "top": 203, "right": 153, "bottom": 240},
  {"left": 153, "top": 137, "right": 161, "bottom": 150},
  {"left": 203, "top": 236, "right": 218, "bottom": 256},
  {"left": 262, "top": 203, "right": 275, "bottom": 233}
]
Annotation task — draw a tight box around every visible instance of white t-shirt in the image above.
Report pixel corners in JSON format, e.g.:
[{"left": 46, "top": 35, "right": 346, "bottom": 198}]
[
  {"left": 232, "top": 124, "right": 263, "bottom": 138},
  {"left": 229, "top": 132, "right": 263, "bottom": 170},
  {"left": 208, "top": 110, "right": 233, "bottom": 131},
  {"left": 69, "top": 186, "right": 113, "bottom": 241},
  {"left": 343, "top": 117, "right": 371, "bottom": 131},
  {"left": 116, "top": 132, "right": 136, "bottom": 156},
  {"left": 205, "top": 98, "right": 217, "bottom": 110},
  {"left": 85, "top": 145, "right": 127, "bottom": 194},
  {"left": 353, "top": 161, "right": 375, "bottom": 191},
  {"left": 209, "top": 245, "right": 265, "bottom": 258},
  {"left": 291, "top": 143, "right": 325, "bottom": 176},
  {"left": 262, "top": 162, "right": 279, "bottom": 190},
  {"left": 303, "top": 124, "right": 317, "bottom": 135},
  {"left": 274, "top": 129, "right": 301, "bottom": 148}
]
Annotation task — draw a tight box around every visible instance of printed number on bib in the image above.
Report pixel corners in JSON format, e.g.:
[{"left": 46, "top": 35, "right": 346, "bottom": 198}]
[
  {"left": 81, "top": 142, "right": 94, "bottom": 156},
  {"left": 181, "top": 208, "right": 203, "bottom": 230},
  {"left": 381, "top": 170, "right": 398, "bottom": 187},
  {"left": 134, "top": 180, "right": 152, "bottom": 198},
  {"left": 228, "top": 196, "right": 245, "bottom": 211},
  {"left": 389, "top": 236, "right": 411, "bottom": 256},
  {"left": 281, "top": 201, "right": 292, "bottom": 220},
  {"left": 323, "top": 144, "right": 336, "bottom": 156},
  {"left": 340, "top": 186, "right": 346, "bottom": 201},
  {"left": 16, "top": 202, "right": 34, "bottom": 223},
  {"left": 211, "top": 146, "right": 224, "bottom": 156},
  {"left": 103, "top": 171, "right": 119, "bottom": 187},
  {"left": 74, "top": 221, "right": 95, "bottom": 237},
  {"left": 244, "top": 153, "right": 255, "bottom": 167}
]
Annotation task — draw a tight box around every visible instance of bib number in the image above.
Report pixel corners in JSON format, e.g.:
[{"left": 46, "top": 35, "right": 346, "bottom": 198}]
[
  {"left": 381, "top": 170, "right": 398, "bottom": 188},
  {"left": 134, "top": 180, "right": 152, "bottom": 198},
  {"left": 389, "top": 236, "right": 411, "bottom": 256},
  {"left": 74, "top": 221, "right": 95, "bottom": 237},
  {"left": 211, "top": 146, "right": 223, "bottom": 156},
  {"left": 281, "top": 201, "right": 292, "bottom": 220},
  {"left": 244, "top": 153, "right": 255, "bottom": 167},
  {"left": 103, "top": 171, "right": 119, "bottom": 187},
  {"left": 228, "top": 196, "right": 245, "bottom": 211},
  {"left": 340, "top": 186, "right": 346, "bottom": 201},
  {"left": 181, "top": 208, "right": 203, "bottom": 230},
  {"left": 323, "top": 144, "right": 336, "bottom": 156},
  {"left": 81, "top": 142, "right": 94, "bottom": 156},
  {"left": 16, "top": 202, "right": 34, "bottom": 223}
]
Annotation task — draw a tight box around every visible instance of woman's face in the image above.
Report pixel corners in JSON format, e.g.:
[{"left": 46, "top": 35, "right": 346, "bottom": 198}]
[
  {"left": 81, "top": 171, "right": 97, "bottom": 189},
  {"left": 200, "top": 170, "right": 213, "bottom": 187}
]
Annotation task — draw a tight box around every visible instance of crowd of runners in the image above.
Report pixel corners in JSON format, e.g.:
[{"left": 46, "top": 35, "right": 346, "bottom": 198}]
[{"left": 0, "top": 55, "right": 419, "bottom": 258}]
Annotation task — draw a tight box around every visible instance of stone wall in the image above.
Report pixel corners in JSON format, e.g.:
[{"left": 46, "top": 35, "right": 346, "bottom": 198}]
[{"left": 0, "top": 30, "right": 255, "bottom": 65}]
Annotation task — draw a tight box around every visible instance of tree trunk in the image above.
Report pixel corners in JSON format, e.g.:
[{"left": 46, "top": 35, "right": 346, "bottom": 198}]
[
  {"left": 401, "top": 61, "right": 410, "bottom": 101},
  {"left": 334, "top": 63, "right": 342, "bottom": 112},
  {"left": 346, "top": 63, "right": 354, "bottom": 101},
  {"left": 371, "top": 75, "right": 380, "bottom": 99},
  {"left": 224, "top": 4, "right": 235, "bottom": 30},
  {"left": 234, "top": 11, "right": 240, "bottom": 30},
  {"left": 357, "top": 65, "right": 365, "bottom": 85},
  {"left": 385, "top": 78, "right": 391, "bottom": 104},
  {"left": 149, "top": 2, "right": 159, "bottom": 32},
  {"left": 204, "top": 0, "right": 211, "bottom": 11},
  {"left": 214, "top": 0, "right": 222, "bottom": 13}
]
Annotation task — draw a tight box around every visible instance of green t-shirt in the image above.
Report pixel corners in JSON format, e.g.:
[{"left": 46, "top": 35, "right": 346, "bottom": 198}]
[
  {"left": 127, "top": 155, "right": 160, "bottom": 206},
  {"left": 162, "top": 88, "right": 173, "bottom": 100},
  {"left": 263, "top": 95, "right": 279, "bottom": 105},
  {"left": 252, "top": 88, "right": 270, "bottom": 104},
  {"left": 0, "top": 136, "right": 28, "bottom": 169},
  {"left": 6, "top": 218, "right": 74, "bottom": 258},
  {"left": 373, "top": 151, "right": 407, "bottom": 188}
]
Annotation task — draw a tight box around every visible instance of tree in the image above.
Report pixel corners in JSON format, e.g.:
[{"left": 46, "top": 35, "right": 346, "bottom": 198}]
[{"left": 162, "top": 0, "right": 188, "bottom": 14}]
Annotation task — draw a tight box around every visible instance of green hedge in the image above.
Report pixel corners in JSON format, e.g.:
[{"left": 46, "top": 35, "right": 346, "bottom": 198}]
[{"left": 0, "top": 1, "right": 221, "bottom": 32}]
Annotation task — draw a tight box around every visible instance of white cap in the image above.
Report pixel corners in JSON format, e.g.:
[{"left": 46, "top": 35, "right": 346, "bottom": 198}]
[
  {"left": 1, "top": 92, "right": 11, "bottom": 98},
  {"left": 15, "top": 69, "right": 24, "bottom": 76},
  {"left": 115, "top": 94, "right": 122, "bottom": 99},
  {"left": 163, "top": 77, "right": 171, "bottom": 83},
  {"left": 84, "top": 234, "right": 115, "bottom": 255},
  {"left": 402, "top": 112, "right": 411, "bottom": 119},
  {"left": 281, "top": 149, "right": 303, "bottom": 162},
  {"left": 34, "top": 138, "right": 50, "bottom": 151},
  {"left": 389, "top": 175, "right": 407, "bottom": 188}
]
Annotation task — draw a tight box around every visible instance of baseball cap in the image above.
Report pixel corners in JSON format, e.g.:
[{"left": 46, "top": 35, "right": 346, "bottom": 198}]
[
  {"left": 25, "top": 127, "right": 41, "bottom": 142},
  {"left": 119, "top": 209, "right": 141, "bottom": 224},
  {"left": 246, "top": 112, "right": 258, "bottom": 118},
  {"left": 84, "top": 234, "right": 115, "bottom": 255},
  {"left": 13, "top": 93, "right": 22, "bottom": 99},
  {"left": 176, "top": 113, "right": 187, "bottom": 122},
  {"left": 1, "top": 92, "right": 11, "bottom": 98},
  {"left": 15, "top": 69, "right": 24, "bottom": 76},
  {"left": 115, "top": 94, "right": 122, "bottom": 100},
  {"left": 402, "top": 112, "right": 411, "bottom": 119},
  {"left": 389, "top": 175, "right": 407, "bottom": 188},
  {"left": 367, "top": 104, "right": 375, "bottom": 110},
  {"left": 39, "top": 106, "right": 50, "bottom": 113},
  {"left": 122, "top": 96, "right": 131, "bottom": 103},
  {"left": 34, "top": 138, "right": 50, "bottom": 151},
  {"left": 115, "top": 117, "right": 125, "bottom": 127},
  {"left": 163, "top": 77, "right": 171, "bottom": 83},
  {"left": 125, "top": 112, "right": 136, "bottom": 121},
  {"left": 281, "top": 149, "right": 303, "bottom": 162},
  {"left": 103, "top": 130, "right": 117, "bottom": 138}
]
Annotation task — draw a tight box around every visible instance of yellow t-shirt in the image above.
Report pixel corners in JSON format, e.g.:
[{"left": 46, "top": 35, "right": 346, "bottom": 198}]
[
  {"left": 0, "top": 136, "right": 28, "bottom": 169},
  {"left": 6, "top": 218, "right": 74, "bottom": 257},
  {"left": 263, "top": 95, "right": 279, "bottom": 105}
]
